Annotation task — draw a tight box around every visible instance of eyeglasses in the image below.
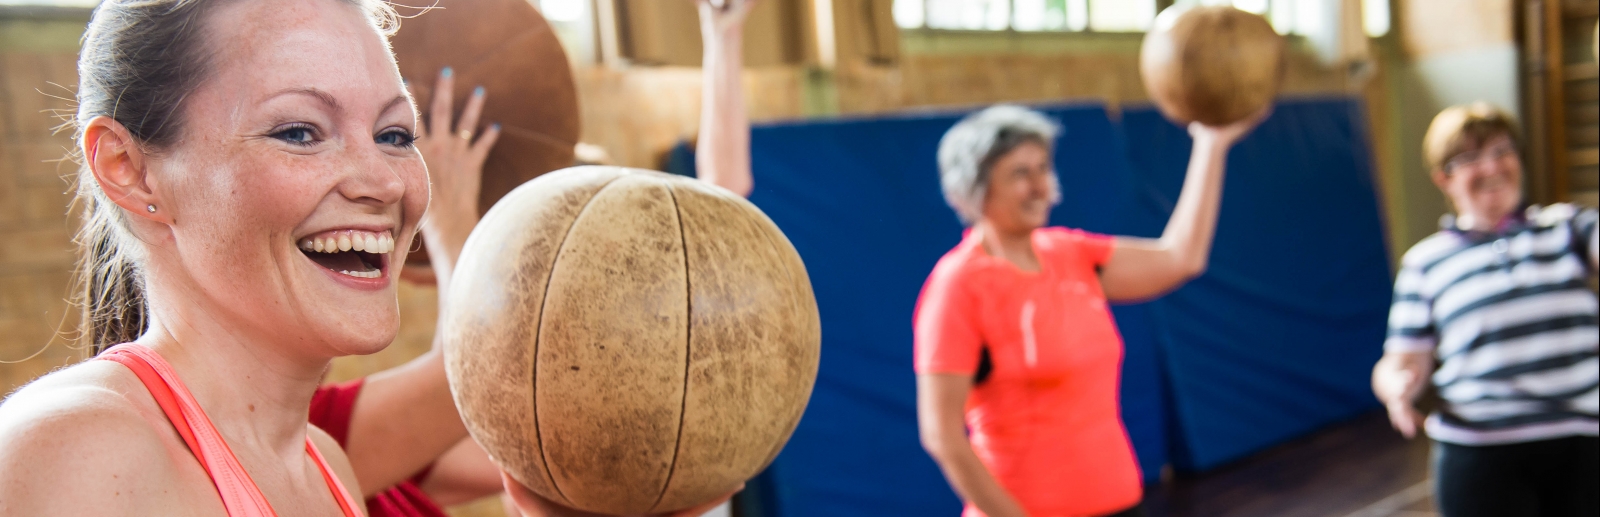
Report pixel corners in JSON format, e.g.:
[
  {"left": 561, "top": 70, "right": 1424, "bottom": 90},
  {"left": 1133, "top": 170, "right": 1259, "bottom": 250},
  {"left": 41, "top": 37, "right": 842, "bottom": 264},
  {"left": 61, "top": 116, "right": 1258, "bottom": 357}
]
[{"left": 1444, "top": 142, "right": 1517, "bottom": 174}]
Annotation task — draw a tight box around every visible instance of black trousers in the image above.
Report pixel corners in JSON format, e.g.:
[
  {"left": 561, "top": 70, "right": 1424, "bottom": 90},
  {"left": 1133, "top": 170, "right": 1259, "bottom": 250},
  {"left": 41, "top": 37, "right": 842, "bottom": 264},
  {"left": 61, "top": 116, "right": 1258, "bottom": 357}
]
[
  {"left": 1102, "top": 500, "right": 1145, "bottom": 517},
  {"left": 1434, "top": 436, "right": 1598, "bottom": 517}
]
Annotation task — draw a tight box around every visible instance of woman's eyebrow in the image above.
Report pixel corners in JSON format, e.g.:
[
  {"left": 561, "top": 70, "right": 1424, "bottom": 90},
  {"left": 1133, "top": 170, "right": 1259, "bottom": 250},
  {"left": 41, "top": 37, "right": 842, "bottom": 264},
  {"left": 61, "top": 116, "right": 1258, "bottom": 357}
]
[
  {"left": 378, "top": 95, "right": 410, "bottom": 118},
  {"left": 263, "top": 87, "right": 343, "bottom": 115}
]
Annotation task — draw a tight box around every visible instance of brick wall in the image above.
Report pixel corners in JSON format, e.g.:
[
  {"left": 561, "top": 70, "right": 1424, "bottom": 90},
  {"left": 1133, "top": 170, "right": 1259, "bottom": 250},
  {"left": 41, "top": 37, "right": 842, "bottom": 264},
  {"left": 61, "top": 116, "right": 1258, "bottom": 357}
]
[{"left": 0, "top": 16, "right": 85, "bottom": 399}]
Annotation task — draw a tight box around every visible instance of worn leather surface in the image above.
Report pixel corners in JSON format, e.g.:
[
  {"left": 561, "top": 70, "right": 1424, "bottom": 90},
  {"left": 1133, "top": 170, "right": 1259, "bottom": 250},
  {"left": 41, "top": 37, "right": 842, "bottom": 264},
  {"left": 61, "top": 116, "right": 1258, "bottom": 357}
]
[
  {"left": 390, "top": 0, "right": 580, "bottom": 270},
  {"left": 1140, "top": 5, "right": 1284, "bottom": 126},
  {"left": 443, "top": 167, "right": 821, "bottom": 514}
]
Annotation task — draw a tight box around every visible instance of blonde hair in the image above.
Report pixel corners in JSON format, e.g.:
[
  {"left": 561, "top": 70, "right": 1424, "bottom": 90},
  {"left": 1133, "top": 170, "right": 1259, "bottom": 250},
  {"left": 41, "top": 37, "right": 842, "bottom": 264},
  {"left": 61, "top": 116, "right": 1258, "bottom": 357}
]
[
  {"left": 71, "top": 0, "right": 398, "bottom": 353},
  {"left": 1422, "top": 102, "right": 1520, "bottom": 172}
]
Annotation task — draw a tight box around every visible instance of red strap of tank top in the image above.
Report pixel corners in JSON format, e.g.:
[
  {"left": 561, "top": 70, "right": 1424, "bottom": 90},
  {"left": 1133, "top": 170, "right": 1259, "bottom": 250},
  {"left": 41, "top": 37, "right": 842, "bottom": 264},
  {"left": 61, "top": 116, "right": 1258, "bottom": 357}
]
[{"left": 99, "top": 344, "right": 363, "bottom": 517}]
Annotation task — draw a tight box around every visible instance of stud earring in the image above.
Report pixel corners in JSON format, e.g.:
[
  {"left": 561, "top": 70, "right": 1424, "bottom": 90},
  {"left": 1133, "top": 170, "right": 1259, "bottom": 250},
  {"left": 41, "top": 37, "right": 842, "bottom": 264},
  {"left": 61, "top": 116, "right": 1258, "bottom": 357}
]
[{"left": 146, "top": 204, "right": 156, "bottom": 213}]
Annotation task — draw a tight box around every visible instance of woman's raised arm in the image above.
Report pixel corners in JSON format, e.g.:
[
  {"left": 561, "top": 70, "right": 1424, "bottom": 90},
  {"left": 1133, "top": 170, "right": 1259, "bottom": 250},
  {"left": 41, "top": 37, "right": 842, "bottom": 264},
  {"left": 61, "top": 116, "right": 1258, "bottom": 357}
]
[
  {"left": 1098, "top": 109, "right": 1268, "bottom": 302},
  {"left": 694, "top": 0, "right": 755, "bottom": 197}
]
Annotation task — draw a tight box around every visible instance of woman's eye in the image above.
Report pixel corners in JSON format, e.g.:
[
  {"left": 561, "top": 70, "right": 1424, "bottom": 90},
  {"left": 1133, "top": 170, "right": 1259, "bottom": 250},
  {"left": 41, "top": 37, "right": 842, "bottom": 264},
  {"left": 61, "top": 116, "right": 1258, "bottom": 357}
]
[
  {"left": 271, "top": 126, "right": 316, "bottom": 146},
  {"left": 376, "top": 129, "right": 415, "bottom": 148}
]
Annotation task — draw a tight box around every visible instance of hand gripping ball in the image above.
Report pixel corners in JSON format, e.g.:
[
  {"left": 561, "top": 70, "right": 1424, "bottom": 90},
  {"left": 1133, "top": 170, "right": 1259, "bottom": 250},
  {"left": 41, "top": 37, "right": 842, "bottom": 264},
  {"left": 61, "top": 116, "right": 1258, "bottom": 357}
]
[
  {"left": 1140, "top": 4, "right": 1285, "bottom": 126},
  {"left": 441, "top": 167, "right": 821, "bottom": 514}
]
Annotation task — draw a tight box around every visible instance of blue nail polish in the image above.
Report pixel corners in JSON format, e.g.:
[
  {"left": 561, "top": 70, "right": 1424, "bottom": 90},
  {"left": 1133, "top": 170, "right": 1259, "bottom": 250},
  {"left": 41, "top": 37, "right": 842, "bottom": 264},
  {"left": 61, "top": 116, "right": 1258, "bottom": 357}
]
[
  {"left": 491, "top": 123, "right": 501, "bottom": 131},
  {"left": 473, "top": 86, "right": 485, "bottom": 96},
  {"left": 441, "top": 66, "right": 453, "bottom": 77}
]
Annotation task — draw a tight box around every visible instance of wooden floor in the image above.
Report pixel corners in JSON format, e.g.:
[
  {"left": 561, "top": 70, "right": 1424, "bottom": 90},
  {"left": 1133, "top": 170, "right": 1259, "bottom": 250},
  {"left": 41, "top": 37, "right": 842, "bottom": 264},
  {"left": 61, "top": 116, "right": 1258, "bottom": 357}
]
[{"left": 1143, "top": 411, "right": 1437, "bottom": 517}]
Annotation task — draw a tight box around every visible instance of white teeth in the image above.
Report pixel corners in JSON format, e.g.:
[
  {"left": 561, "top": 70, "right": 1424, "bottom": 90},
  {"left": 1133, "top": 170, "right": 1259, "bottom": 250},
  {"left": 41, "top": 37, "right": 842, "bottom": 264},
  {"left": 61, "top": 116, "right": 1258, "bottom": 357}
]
[
  {"left": 299, "top": 230, "right": 395, "bottom": 254},
  {"left": 338, "top": 269, "right": 381, "bottom": 279}
]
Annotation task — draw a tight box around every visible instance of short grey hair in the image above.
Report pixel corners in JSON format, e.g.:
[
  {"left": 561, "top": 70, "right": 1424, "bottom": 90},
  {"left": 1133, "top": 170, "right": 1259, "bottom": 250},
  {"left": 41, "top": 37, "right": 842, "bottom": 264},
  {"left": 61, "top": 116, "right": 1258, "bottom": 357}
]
[{"left": 937, "top": 105, "right": 1061, "bottom": 225}]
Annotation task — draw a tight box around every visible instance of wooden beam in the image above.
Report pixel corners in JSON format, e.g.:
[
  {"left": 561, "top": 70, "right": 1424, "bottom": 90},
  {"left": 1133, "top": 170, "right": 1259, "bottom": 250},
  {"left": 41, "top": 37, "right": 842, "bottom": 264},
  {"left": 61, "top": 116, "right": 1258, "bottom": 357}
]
[{"left": 1544, "top": 0, "right": 1571, "bottom": 201}]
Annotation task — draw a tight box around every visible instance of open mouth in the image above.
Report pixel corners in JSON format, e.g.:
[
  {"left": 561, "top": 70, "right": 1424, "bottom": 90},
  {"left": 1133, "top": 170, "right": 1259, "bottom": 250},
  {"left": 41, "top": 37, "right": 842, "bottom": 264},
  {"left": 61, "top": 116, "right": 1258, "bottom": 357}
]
[{"left": 298, "top": 230, "right": 394, "bottom": 279}]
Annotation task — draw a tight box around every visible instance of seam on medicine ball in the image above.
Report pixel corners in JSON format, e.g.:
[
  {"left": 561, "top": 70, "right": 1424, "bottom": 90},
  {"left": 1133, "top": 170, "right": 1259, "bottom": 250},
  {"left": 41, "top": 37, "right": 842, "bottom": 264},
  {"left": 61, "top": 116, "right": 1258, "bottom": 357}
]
[
  {"left": 531, "top": 171, "right": 626, "bottom": 505},
  {"left": 649, "top": 181, "right": 695, "bottom": 512}
]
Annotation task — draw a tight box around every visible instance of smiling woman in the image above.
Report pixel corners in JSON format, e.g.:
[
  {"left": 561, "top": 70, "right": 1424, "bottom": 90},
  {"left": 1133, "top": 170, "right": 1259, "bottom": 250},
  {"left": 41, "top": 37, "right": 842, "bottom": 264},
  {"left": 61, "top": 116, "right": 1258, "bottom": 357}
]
[{"left": 0, "top": 0, "right": 427, "bottom": 514}]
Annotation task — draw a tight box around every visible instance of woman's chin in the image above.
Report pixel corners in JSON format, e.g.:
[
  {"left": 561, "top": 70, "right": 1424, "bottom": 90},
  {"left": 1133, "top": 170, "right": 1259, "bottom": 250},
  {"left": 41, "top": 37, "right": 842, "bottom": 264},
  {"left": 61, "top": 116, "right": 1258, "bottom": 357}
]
[{"left": 313, "top": 321, "right": 399, "bottom": 357}]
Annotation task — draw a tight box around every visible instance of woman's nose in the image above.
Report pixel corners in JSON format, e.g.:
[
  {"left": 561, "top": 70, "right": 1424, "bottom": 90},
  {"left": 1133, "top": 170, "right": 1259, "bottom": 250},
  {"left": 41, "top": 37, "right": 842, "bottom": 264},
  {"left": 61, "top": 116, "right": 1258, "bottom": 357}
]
[
  {"left": 1029, "top": 172, "right": 1053, "bottom": 196},
  {"left": 339, "top": 142, "right": 407, "bottom": 207}
]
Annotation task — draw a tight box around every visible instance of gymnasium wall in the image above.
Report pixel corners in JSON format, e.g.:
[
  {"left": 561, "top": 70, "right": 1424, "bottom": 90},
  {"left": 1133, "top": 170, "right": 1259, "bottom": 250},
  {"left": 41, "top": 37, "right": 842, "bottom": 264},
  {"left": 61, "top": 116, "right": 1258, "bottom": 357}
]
[{"left": 0, "top": 12, "right": 86, "bottom": 397}]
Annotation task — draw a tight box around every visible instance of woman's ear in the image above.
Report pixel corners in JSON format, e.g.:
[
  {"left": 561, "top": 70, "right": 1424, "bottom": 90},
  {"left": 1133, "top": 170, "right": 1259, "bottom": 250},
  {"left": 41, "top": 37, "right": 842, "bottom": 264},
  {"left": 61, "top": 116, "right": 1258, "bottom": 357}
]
[{"left": 83, "top": 116, "right": 166, "bottom": 223}]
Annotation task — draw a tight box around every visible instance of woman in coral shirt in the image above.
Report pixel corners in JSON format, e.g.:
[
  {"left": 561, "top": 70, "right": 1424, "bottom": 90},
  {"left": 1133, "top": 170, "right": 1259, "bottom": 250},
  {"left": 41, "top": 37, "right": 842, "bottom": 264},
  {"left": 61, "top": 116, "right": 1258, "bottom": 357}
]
[{"left": 915, "top": 105, "right": 1264, "bottom": 517}]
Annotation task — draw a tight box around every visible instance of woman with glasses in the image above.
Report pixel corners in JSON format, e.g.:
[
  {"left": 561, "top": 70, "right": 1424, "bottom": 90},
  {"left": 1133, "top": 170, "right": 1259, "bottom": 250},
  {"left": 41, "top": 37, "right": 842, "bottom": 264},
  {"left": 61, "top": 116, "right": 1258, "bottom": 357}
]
[{"left": 1372, "top": 101, "right": 1598, "bottom": 516}]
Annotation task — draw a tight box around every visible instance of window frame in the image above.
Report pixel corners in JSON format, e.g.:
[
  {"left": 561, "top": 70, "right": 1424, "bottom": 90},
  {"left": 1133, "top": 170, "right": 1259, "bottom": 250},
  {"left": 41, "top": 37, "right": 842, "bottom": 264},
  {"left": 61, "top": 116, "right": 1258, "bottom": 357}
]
[{"left": 896, "top": 0, "right": 1172, "bottom": 35}]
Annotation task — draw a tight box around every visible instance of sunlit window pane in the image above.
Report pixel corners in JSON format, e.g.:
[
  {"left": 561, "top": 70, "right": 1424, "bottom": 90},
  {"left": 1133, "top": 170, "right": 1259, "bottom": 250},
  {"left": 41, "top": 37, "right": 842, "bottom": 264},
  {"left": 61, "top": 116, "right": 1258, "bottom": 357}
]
[
  {"left": 1292, "top": 0, "right": 1321, "bottom": 36},
  {"left": 981, "top": 0, "right": 1010, "bottom": 30},
  {"left": 1363, "top": 0, "right": 1390, "bottom": 37},
  {"left": 959, "top": 0, "right": 987, "bottom": 29},
  {"left": 1015, "top": 0, "right": 1071, "bottom": 31},
  {"left": 1088, "top": 0, "right": 1154, "bottom": 32},
  {"left": 1065, "top": 0, "right": 1088, "bottom": 31},
  {"left": 1269, "top": 0, "right": 1296, "bottom": 34},
  {"left": 539, "top": 0, "right": 584, "bottom": 22},
  {"left": 1232, "top": 0, "right": 1270, "bottom": 15},
  {"left": 1042, "top": 0, "right": 1067, "bottom": 29},
  {"left": 1013, "top": 0, "right": 1044, "bottom": 31},
  {"left": 926, "top": 0, "right": 966, "bottom": 29},
  {"left": 894, "top": 0, "right": 927, "bottom": 28},
  {"left": 926, "top": 0, "right": 1010, "bottom": 30}
]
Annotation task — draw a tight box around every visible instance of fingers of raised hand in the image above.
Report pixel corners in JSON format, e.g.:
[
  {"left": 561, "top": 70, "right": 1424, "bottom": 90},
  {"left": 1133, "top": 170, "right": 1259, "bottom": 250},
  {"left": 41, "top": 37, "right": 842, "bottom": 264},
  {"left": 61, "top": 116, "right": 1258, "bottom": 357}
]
[
  {"left": 470, "top": 123, "right": 502, "bottom": 163},
  {"left": 457, "top": 86, "right": 488, "bottom": 145},
  {"left": 429, "top": 67, "right": 456, "bottom": 139},
  {"left": 698, "top": 0, "right": 755, "bottom": 23}
]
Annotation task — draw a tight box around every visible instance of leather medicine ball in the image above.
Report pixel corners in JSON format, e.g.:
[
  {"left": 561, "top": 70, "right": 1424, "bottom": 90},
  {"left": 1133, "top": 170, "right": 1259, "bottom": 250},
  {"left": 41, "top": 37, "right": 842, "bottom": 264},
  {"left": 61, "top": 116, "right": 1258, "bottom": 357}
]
[
  {"left": 1140, "top": 5, "right": 1285, "bottom": 126},
  {"left": 441, "top": 167, "right": 821, "bottom": 515}
]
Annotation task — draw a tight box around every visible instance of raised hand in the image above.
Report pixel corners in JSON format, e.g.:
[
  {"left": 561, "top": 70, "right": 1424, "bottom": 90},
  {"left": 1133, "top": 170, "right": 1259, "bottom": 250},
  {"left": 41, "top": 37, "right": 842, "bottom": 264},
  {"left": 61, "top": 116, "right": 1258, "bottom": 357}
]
[
  {"left": 411, "top": 66, "right": 501, "bottom": 283},
  {"left": 696, "top": 0, "right": 757, "bottom": 38},
  {"left": 1188, "top": 105, "right": 1272, "bottom": 149}
]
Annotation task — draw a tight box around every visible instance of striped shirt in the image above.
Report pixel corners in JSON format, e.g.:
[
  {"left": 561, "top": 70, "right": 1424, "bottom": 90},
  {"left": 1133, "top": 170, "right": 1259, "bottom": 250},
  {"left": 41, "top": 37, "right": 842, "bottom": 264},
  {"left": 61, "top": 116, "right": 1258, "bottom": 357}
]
[{"left": 1385, "top": 204, "right": 1600, "bottom": 445}]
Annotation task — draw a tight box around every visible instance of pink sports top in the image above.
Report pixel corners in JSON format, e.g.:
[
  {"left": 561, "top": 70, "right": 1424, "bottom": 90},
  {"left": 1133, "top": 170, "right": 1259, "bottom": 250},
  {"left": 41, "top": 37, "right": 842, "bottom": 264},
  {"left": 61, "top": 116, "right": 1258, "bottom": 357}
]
[{"left": 98, "top": 343, "right": 364, "bottom": 517}]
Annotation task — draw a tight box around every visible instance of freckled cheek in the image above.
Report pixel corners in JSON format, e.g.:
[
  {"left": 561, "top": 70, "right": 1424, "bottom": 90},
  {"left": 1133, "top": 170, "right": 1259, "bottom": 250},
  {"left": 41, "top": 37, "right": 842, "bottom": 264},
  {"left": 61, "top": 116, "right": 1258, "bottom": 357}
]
[
  {"left": 232, "top": 171, "right": 327, "bottom": 230},
  {"left": 400, "top": 165, "right": 430, "bottom": 224}
]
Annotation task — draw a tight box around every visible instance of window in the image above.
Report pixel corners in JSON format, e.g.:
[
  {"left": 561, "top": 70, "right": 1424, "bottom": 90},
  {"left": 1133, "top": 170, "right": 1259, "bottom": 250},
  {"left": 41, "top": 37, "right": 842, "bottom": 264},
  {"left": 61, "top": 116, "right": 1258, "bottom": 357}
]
[
  {"left": 1360, "top": 0, "right": 1389, "bottom": 38},
  {"left": 1220, "top": 0, "right": 1390, "bottom": 38},
  {"left": 539, "top": 0, "right": 585, "bottom": 23},
  {"left": 533, "top": 0, "right": 597, "bottom": 65},
  {"left": 894, "top": 0, "right": 1158, "bottom": 33}
]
